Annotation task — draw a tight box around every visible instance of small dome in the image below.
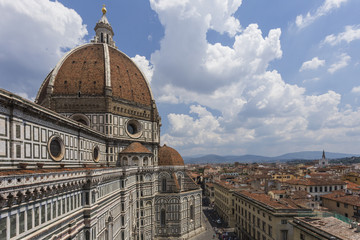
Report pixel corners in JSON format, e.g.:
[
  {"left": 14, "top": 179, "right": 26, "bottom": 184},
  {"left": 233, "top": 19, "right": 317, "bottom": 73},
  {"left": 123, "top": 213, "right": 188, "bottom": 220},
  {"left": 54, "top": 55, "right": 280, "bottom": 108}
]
[{"left": 158, "top": 145, "right": 184, "bottom": 166}]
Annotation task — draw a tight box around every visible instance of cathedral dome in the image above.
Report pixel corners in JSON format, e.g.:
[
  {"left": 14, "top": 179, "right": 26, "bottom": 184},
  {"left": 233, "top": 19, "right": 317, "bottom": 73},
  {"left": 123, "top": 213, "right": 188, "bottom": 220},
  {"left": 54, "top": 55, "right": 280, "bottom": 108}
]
[
  {"left": 36, "top": 43, "right": 153, "bottom": 107},
  {"left": 35, "top": 8, "right": 156, "bottom": 121},
  {"left": 158, "top": 145, "right": 184, "bottom": 166}
]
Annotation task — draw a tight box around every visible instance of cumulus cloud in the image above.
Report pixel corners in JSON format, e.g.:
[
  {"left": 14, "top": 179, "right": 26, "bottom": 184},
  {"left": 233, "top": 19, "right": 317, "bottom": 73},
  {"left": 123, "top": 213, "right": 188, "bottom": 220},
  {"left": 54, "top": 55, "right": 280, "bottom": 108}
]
[
  {"left": 351, "top": 86, "right": 360, "bottom": 94},
  {"left": 300, "top": 57, "right": 325, "bottom": 72},
  {"left": 295, "top": 0, "right": 348, "bottom": 29},
  {"left": 148, "top": 0, "right": 360, "bottom": 156},
  {"left": 0, "top": 0, "right": 87, "bottom": 99},
  {"left": 323, "top": 25, "right": 360, "bottom": 46},
  {"left": 328, "top": 53, "right": 351, "bottom": 74},
  {"left": 131, "top": 55, "right": 154, "bottom": 82}
]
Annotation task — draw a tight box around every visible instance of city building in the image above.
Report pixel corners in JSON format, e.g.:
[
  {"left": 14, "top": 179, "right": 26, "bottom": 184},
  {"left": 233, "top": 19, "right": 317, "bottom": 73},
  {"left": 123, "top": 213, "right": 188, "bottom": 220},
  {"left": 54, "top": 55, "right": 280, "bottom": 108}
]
[
  {"left": 0, "top": 6, "right": 202, "bottom": 240},
  {"left": 317, "top": 151, "right": 329, "bottom": 168},
  {"left": 291, "top": 216, "right": 360, "bottom": 240},
  {"left": 204, "top": 182, "right": 215, "bottom": 204},
  {"left": 284, "top": 178, "right": 346, "bottom": 201},
  {"left": 234, "top": 190, "right": 313, "bottom": 240},
  {"left": 213, "top": 181, "right": 236, "bottom": 227},
  {"left": 321, "top": 190, "right": 360, "bottom": 221},
  {"left": 344, "top": 172, "right": 360, "bottom": 185}
]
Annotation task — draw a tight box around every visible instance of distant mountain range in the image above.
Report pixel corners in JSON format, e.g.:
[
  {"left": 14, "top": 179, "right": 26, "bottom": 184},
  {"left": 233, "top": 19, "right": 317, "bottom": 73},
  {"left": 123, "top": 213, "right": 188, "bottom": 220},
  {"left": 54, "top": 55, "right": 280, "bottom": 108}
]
[{"left": 183, "top": 151, "right": 360, "bottom": 164}]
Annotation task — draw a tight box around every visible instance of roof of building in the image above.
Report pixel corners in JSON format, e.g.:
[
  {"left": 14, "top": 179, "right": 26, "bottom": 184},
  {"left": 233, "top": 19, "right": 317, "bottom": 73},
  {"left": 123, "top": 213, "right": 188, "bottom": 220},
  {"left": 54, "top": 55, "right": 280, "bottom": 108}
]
[
  {"left": 158, "top": 145, "right": 184, "bottom": 166},
  {"left": 321, "top": 190, "right": 360, "bottom": 207},
  {"left": 206, "top": 182, "right": 214, "bottom": 187},
  {"left": 236, "top": 190, "right": 305, "bottom": 210},
  {"left": 285, "top": 178, "right": 345, "bottom": 186},
  {"left": 344, "top": 180, "right": 360, "bottom": 191},
  {"left": 214, "top": 180, "right": 237, "bottom": 190},
  {"left": 121, "top": 142, "right": 152, "bottom": 154},
  {"left": 290, "top": 190, "right": 313, "bottom": 200},
  {"left": 268, "top": 190, "right": 286, "bottom": 194},
  {"left": 292, "top": 217, "right": 360, "bottom": 240}
]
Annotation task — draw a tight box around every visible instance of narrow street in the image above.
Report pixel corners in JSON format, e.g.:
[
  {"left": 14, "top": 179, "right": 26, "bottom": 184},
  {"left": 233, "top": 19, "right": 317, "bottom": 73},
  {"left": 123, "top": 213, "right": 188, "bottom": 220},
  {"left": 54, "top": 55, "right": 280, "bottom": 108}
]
[{"left": 189, "top": 199, "right": 238, "bottom": 240}]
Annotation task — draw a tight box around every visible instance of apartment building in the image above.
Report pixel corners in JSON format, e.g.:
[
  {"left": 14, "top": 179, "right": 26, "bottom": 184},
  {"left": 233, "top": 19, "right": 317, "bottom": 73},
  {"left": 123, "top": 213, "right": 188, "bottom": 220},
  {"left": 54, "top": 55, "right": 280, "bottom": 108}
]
[
  {"left": 321, "top": 190, "right": 360, "bottom": 221},
  {"left": 234, "top": 190, "right": 312, "bottom": 240},
  {"left": 284, "top": 178, "right": 346, "bottom": 201},
  {"left": 213, "top": 181, "right": 236, "bottom": 227},
  {"left": 204, "top": 182, "right": 215, "bottom": 204},
  {"left": 344, "top": 172, "right": 360, "bottom": 185},
  {"left": 291, "top": 217, "right": 360, "bottom": 240}
]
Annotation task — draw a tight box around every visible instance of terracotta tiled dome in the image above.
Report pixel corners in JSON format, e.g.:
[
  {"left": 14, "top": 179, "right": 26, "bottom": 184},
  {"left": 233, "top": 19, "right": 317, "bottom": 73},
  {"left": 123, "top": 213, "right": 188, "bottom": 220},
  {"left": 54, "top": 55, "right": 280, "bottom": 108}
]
[
  {"left": 158, "top": 145, "right": 184, "bottom": 166},
  {"left": 36, "top": 43, "right": 153, "bottom": 107}
]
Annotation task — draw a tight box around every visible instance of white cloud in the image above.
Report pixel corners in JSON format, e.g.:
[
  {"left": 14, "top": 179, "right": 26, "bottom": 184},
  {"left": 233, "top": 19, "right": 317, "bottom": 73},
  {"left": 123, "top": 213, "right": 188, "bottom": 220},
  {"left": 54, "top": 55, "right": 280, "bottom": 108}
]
[
  {"left": 15, "top": 92, "right": 35, "bottom": 102},
  {"left": 0, "top": 0, "right": 87, "bottom": 99},
  {"left": 300, "top": 57, "right": 325, "bottom": 72},
  {"left": 131, "top": 55, "right": 154, "bottom": 83},
  {"left": 351, "top": 86, "right": 360, "bottom": 94},
  {"left": 303, "top": 77, "right": 320, "bottom": 84},
  {"left": 323, "top": 25, "right": 360, "bottom": 46},
  {"left": 148, "top": 0, "right": 360, "bottom": 156},
  {"left": 328, "top": 53, "right": 351, "bottom": 74},
  {"left": 295, "top": 0, "right": 348, "bottom": 29}
]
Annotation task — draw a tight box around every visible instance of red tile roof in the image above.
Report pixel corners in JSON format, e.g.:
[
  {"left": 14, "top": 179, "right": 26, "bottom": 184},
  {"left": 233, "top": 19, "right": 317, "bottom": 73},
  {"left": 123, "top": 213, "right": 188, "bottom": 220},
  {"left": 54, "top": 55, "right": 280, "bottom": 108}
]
[
  {"left": 236, "top": 190, "right": 303, "bottom": 209},
  {"left": 322, "top": 190, "right": 360, "bottom": 207},
  {"left": 158, "top": 145, "right": 184, "bottom": 166},
  {"left": 121, "top": 142, "right": 152, "bottom": 154},
  {"left": 285, "top": 178, "right": 345, "bottom": 186}
]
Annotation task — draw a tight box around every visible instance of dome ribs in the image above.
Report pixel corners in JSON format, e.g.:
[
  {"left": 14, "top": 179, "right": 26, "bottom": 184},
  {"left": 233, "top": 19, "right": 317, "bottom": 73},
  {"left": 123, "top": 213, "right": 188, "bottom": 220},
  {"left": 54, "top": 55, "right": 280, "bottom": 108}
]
[
  {"left": 158, "top": 145, "right": 184, "bottom": 166},
  {"left": 37, "top": 43, "right": 154, "bottom": 114},
  {"left": 109, "top": 47, "right": 152, "bottom": 106},
  {"left": 53, "top": 45, "right": 105, "bottom": 96}
]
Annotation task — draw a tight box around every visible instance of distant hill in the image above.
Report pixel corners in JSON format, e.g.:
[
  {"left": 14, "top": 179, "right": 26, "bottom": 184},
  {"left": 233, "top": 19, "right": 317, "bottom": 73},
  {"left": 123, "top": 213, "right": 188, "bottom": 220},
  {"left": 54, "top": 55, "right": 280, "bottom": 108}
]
[{"left": 183, "top": 151, "right": 360, "bottom": 164}]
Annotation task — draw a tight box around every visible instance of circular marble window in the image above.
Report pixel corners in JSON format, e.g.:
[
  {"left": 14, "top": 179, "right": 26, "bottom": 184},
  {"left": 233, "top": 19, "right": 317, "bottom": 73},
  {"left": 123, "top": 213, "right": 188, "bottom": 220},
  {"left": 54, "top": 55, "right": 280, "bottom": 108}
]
[
  {"left": 47, "top": 135, "right": 65, "bottom": 161},
  {"left": 93, "top": 146, "right": 100, "bottom": 162},
  {"left": 126, "top": 119, "right": 142, "bottom": 138}
]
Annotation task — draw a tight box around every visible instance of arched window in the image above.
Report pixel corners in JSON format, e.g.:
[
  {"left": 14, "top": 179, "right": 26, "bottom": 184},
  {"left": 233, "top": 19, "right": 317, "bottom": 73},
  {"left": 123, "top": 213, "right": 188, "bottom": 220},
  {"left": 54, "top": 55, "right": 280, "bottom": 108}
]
[
  {"left": 162, "top": 178, "right": 167, "bottom": 192},
  {"left": 85, "top": 230, "right": 90, "bottom": 240},
  {"left": 70, "top": 113, "right": 90, "bottom": 126},
  {"left": 190, "top": 205, "right": 194, "bottom": 220},
  {"left": 143, "top": 157, "right": 148, "bottom": 166},
  {"left": 122, "top": 157, "right": 128, "bottom": 166},
  {"left": 160, "top": 209, "right": 166, "bottom": 226},
  {"left": 133, "top": 157, "right": 139, "bottom": 166},
  {"left": 178, "top": 176, "right": 182, "bottom": 190},
  {"left": 101, "top": 32, "right": 104, "bottom": 43}
]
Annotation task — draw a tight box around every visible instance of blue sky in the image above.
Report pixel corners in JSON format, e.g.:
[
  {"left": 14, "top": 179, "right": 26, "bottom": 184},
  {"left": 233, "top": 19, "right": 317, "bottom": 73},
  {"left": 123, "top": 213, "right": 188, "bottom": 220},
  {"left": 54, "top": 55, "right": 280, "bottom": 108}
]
[{"left": 1, "top": 0, "right": 360, "bottom": 157}]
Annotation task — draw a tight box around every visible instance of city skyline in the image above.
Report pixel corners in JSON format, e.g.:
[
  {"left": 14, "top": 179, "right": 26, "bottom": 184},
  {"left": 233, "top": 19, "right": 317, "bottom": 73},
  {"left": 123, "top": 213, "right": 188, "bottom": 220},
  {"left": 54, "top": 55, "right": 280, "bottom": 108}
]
[{"left": 1, "top": 0, "right": 360, "bottom": 157}]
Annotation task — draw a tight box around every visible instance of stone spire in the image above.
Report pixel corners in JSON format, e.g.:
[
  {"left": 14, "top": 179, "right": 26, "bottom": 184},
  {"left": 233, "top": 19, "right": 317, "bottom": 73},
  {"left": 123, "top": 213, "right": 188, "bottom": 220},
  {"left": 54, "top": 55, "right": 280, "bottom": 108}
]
[
  {"left": 93, "top": 5, "right": 116, "bottom": 47},
  {"left": 322, "top": 150, "right": 326, "bottom": 159}
]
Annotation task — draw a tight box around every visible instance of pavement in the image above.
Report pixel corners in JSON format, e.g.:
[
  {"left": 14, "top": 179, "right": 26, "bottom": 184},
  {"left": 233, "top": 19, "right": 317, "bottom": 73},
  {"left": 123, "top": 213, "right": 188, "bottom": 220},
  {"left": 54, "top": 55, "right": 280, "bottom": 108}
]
[
  {"left": 189, "top": 204, "right": 238, "bottom": 240},
  {"left": 188, "top": 206, "right": 216, "bottom": 240}
]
